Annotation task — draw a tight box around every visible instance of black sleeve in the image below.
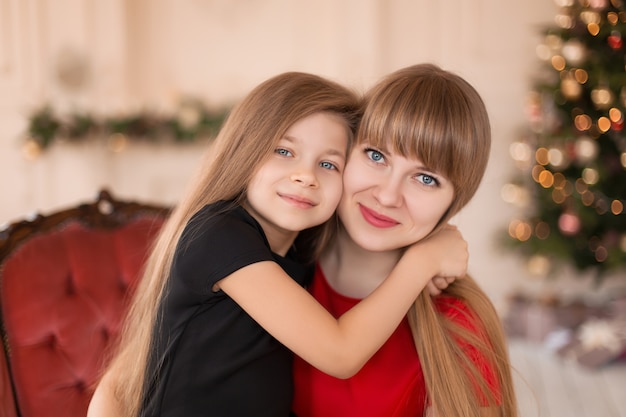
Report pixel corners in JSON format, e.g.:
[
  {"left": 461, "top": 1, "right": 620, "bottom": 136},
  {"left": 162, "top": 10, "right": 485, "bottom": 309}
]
[{"left": 172, "top": 207, "right": 275, "bottom": 295}]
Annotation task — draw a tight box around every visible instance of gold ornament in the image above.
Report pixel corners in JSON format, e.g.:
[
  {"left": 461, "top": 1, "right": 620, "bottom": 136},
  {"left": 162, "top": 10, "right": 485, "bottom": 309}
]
[
  {"left": 591, "top": 86, "right": 614, "bottom": 109},
  {"left": 562, "top": 40, "right": 586, "bottom": 66},
  {"left": 22, "top": 139, "right": 42, "bottom": 160},
  {"left": 561, "top": 75, "right": 582, "bottom": 100}
]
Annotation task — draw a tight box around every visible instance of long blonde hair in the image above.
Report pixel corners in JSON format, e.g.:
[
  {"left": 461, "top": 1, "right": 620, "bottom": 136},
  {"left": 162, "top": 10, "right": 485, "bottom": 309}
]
[
  {"left": 358, "top": 64, "right": 518, "bottom": 417},
  {"left": 104, "top": 72, "right": 361, "bottom": 417}
]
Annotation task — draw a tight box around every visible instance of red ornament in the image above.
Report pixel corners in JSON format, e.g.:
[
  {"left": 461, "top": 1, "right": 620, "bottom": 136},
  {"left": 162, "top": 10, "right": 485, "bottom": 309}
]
[
  {"left": 565, "top": 141, "right": 577, "bottom": 160},
  {"left": 558, "top": 212, "right": 581, "bottom": 236},
  {"left": 612, "top": 117, "right": 624, "bottom": 131},
  {"left": 608, "top": 32, "right": 623, "bottom": 50}
]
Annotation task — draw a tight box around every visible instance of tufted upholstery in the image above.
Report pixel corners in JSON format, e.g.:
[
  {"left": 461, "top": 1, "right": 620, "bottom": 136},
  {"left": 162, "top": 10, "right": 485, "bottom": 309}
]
[
  {"left": 0, "top": 336, "right": 17, "bottom": 417},
  {"left": 0, "top": 190, "right": 169, "bottom": 417}
]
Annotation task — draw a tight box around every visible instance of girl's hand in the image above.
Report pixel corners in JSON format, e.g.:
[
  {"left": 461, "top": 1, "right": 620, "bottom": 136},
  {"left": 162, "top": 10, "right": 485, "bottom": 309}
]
[
  {"left": 426, "top": 275, "right": 457, "bottom": 296},
  {"left": 402, "top": 224, "right": 468, "bottom": 293}
]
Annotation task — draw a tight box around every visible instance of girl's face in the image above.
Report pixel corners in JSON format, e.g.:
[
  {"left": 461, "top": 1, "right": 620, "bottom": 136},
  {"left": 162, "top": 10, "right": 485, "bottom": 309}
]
[
  {"left": 245, "top": 112, "right": 349, "bottom": 250},
  {"left": 338, "top": 143, "right": 455, "bottom": 252}
]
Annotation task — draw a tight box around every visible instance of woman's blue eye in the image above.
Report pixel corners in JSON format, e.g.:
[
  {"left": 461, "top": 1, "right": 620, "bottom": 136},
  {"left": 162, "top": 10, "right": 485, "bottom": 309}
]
[
  {"left": 365, "top": 148, "right": 384, "bottom": 163},
  {"left": 320, "top": 161, "right": 337, "bottom": 170},
  {"left": 275, "top": 148, "right": 292, "bottom": 156},
  {"left": 417, "top": 174, "right": 439, "bottom": 187}
]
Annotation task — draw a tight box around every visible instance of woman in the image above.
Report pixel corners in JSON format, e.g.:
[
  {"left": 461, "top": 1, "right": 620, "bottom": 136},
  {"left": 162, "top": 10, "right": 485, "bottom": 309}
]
[{"left": 292, "top": 64, "right": 518, "bottom": 417}]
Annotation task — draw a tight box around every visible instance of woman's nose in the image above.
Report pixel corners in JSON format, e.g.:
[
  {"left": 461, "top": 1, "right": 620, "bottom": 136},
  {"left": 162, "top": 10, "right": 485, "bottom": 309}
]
[{"left": 373, "top": 176, "right": 403, "bottom": 207}]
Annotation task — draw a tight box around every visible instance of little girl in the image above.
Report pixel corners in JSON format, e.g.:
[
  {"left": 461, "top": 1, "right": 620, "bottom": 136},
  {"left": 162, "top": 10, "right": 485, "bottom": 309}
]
[{"left": 88, "top": 71, "right": 469, "bottom": 417}]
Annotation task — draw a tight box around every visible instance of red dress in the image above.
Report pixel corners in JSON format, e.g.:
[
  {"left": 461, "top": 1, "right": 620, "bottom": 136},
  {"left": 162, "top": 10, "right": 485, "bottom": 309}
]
[{"left": 292, "top": 264, "right": 499, "bottom": 417}]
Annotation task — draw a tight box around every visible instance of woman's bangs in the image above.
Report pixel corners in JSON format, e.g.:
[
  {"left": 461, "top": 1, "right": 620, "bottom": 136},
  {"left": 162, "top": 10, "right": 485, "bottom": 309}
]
[{"left": 360, "top": 113, "right": 457, "bottom": 180}]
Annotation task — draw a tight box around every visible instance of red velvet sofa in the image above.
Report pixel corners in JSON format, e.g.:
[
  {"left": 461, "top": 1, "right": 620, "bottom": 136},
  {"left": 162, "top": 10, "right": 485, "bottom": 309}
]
[{"left": 0, "top": 190, "right": 169, "bottom": 417}]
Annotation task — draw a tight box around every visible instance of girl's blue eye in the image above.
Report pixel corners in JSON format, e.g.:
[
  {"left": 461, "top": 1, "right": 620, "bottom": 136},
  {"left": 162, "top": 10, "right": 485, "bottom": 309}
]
[
  {"left": 320, "top": 161, "right": 338, "bottom": 170},
  {"left": 275, "top": 148, "right": 292, "bottom": 157},
  {"left": 365, "top": 148, "right": 384, "bottom": 163}
]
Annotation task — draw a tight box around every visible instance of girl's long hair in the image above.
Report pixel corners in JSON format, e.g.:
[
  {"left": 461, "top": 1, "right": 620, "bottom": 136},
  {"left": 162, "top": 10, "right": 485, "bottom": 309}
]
[
  {"left": 358, "top": 64, "right": 518, "bottom": 417},
  {"left": 102, "top": 72, "right": 361, "bottom": 417}
]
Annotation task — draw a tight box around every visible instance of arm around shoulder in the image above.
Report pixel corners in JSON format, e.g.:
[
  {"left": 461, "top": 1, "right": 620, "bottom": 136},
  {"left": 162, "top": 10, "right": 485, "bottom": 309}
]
[{"left": 217, "top": 248, "right": 443, "bottom": 378}]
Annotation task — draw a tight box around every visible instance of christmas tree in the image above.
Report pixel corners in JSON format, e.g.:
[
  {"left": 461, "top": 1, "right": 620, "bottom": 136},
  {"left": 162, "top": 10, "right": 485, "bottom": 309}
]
[{"left": 504, "top": 0, "right": 626, "bottom": 279}]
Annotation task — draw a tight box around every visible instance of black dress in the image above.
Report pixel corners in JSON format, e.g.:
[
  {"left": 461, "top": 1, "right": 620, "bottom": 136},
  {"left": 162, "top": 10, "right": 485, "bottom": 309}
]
[{"left": 139, "top": 202, "right": 313, "bottom": 417}]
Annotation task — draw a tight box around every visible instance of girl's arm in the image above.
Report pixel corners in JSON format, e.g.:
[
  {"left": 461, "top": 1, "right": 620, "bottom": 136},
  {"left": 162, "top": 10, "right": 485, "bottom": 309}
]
[
  {"left": 86, "top": 372, "right": 120, "bottom": 417},
  {"left": 217, "top": 226, "right": 468, "bottom": 378}
]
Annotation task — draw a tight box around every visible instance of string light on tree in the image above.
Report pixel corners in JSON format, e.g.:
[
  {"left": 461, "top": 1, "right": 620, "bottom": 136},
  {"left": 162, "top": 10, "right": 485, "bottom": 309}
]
[{"left": 502, "top": 0, "right": 626, "bottom": 280}]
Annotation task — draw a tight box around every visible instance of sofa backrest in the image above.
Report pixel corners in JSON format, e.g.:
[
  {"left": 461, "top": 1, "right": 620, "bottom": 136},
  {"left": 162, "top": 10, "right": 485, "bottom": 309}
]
[
  {"left": 0, "top": 337, "right": 17, "bottom": 417},
  {"left": 0, "top": 190, "right": 169, "bottom": 417}
]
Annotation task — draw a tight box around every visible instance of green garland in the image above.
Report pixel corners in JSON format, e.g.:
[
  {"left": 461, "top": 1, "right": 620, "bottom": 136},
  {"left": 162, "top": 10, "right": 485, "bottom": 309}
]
[{"left": 25, "top": 100, "right": 229, "bottom": 149}]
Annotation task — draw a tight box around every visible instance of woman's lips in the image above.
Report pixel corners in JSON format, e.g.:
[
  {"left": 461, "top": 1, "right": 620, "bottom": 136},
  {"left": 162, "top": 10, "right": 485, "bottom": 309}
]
[{"left": 358, "top": 204, "right": 399, "bottom": 228}]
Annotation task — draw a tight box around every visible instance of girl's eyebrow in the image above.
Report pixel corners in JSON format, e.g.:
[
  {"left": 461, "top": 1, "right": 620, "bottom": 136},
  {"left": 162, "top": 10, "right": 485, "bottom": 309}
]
[
  {"left": 283, "top": 135, "right": 347, "bottom": 160},
  {"left": 325, "top": 148, "right": 347, "bottom": 160},
  {"left": 280, "top": 135, "right": 297, "bottom": 143}
]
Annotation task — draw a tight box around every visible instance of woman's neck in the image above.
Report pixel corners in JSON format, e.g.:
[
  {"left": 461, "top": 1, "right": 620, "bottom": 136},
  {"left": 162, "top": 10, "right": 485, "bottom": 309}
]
[{"left": 320, "top": 228, "right": 403, "bottom": 299}]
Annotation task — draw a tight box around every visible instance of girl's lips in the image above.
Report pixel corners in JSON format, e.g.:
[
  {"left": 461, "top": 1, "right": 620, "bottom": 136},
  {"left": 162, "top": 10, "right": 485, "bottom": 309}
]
[
  {"left": 358, "top": 204, "right": 399, "bottom": 228},
  {"left": 279, "top": 193, "right": 315, "bottom": 209}
]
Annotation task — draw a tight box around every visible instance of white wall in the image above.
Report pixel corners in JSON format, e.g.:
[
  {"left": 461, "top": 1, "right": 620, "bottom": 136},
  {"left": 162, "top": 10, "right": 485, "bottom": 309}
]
[{"left": 1, "top": 0, "right": 583, "bottom": 310}]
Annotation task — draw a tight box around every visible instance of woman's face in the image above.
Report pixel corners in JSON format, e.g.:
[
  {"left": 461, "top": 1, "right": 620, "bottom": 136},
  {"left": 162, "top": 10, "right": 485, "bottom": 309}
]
[{"left": 337, "top": 143, "right": 455, "bottom": 252}]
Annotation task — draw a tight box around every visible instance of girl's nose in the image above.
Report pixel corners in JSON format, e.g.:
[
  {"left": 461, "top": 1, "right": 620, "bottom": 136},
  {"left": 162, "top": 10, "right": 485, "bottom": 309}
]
[{"left": 290, "top": 167, "right": 318, "bottom": 188}]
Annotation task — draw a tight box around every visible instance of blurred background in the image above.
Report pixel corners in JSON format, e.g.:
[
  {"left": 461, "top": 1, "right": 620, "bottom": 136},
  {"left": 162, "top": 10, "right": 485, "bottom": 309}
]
[
  {"left": 0, "top": 1, "right": 625, "bottom": 415},
  {"left": 0, "top": 0, "right": 564, "bottom": 310}
]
